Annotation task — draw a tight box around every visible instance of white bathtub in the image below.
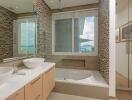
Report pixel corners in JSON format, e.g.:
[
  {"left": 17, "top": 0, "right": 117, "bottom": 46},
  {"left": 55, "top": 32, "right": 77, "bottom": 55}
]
[
  {"left": 54, "top": 68, "right": 109, "bottom": 99},
  {"left": 56, "top": 68, "right": 108, "bottom": 87}
]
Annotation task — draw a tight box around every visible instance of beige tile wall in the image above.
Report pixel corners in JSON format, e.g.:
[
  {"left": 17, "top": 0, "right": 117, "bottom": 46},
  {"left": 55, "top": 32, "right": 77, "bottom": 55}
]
[
  {"left": 98, "top": 0, "right": 109, "bottom": 83},
  {"left": 0, "top": 6, "right": 17, "bottom": 62}
]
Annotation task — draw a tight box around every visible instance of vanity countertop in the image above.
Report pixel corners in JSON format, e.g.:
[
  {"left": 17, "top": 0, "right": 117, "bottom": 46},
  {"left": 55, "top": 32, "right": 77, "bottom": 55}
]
[{"left": 0, "top": 62, "right": 55, "bottom": 100}]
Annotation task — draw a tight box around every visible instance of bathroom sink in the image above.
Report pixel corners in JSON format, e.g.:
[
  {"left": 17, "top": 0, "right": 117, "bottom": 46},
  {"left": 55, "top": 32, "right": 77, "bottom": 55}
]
[
  {"left": 23, "top": 58, "right": 45, "bottom": 68},
  {"left": 0, "top": 67, "right": 13, "bottom": 86}
]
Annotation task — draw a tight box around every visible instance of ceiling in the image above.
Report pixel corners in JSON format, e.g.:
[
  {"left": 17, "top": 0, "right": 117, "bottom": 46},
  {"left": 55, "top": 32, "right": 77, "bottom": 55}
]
[
  {"left": 44, "top": 0, "right": 99, "bottom": 9},
  {"left": 0, "top": 0, "right": 34, "bottom": 14}
]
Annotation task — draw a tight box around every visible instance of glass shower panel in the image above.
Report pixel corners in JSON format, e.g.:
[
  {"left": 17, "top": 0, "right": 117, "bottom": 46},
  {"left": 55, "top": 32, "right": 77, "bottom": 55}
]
[
  {"left": 116, "top": 42, "right": 129, "bottom": 88},
  {"left": 128, "top": 0, "right": 132, "bottom": 88},
  {"left": 116, "top": 0, "right": 129, "bottom": 88},
  {"left": 129, "top": 42, "right": 132, "bottom": 87}
]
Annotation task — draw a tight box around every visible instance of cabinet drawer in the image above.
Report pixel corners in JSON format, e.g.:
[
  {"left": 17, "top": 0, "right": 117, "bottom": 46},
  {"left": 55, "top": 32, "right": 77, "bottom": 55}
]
[
  {"left": 25, "top": 75, "right": 43, "bottom": 100},
  {"left": 43, "top": 66, "right": 55, "bottom": 100},
  {"left": 6, "top": 87, "right": 25, "bottom": 100}
]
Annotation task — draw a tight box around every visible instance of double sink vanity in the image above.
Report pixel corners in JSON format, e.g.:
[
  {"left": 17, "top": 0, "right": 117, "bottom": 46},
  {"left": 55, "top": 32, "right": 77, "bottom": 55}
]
[{"left": 0, "top": 58, "right": 55, "bottom": 100}]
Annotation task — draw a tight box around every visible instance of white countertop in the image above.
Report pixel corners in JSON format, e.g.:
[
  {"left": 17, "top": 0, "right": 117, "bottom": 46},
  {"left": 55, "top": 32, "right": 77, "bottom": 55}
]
[{"left": 0, "top": 62, "right": 55, "bottom": 100}]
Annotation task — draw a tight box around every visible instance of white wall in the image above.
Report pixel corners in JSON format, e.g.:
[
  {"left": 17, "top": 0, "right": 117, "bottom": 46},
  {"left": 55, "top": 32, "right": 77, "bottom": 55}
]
[{"left": 109, "top": 0, "right": 116, "bottom": 97}]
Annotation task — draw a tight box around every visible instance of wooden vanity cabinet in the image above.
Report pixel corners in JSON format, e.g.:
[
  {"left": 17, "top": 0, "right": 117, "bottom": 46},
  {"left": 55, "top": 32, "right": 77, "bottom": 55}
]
[
  {"left": 25, "top": 75, "right": 43, "bottom": 100},
  {"left": 6, "top": 87, "right": 25, "bottom": 100},
  {"left": 43, "top": 67, "right": 55, "bottom": 100},
  {"left": 5, "top": 66, "right": 55, "bottom": 100},
  {"left": 25, "top": 67, "right": 55, "bottom": 100}
]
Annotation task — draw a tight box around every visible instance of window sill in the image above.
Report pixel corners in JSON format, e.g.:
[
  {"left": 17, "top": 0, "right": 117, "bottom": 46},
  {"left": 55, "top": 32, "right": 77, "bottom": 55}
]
[{"left": 52, "top": 52, "right": 98, "bottom": 56}]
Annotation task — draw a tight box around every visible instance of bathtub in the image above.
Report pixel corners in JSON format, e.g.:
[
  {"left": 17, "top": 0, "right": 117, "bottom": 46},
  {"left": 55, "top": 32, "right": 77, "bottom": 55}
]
[{"left": 54, "top": 68, "right": 109, "bottom": 99}]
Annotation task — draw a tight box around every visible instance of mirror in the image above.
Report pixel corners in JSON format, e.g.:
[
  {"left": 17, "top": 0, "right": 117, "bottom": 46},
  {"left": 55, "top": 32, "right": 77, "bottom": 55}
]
[{"left": 0, "top": 0, "right": 37, "bottom": 62}]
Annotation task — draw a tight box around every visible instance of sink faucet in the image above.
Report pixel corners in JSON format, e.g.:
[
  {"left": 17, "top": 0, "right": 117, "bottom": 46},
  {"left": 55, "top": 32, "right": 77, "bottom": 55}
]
[
  {"left": 12, "top": 64, "right": 26, "bottom": 75},
  {"left": 12, "top": 64, "right": 18, "bottom": 73}
]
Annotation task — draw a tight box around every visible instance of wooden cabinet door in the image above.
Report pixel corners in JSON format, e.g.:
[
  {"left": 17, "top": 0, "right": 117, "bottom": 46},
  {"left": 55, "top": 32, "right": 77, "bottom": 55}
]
[
  {"left": 48, "top": 66, "right": 55, "bottom": 91},
  {"left": 43, "top": 66, "right": 55, "bottom": 100},
  {"left": 25, "top": 75, "right": 43, "bottom": 100},
  {"left": 6, "top": 87, "right": 25, "bottom": 100},
  {"left": 50, "top": 67, "right": 55, "bottom": 89},
  {"left": 43, "top": 70, "right": 50, "bottom": 100}
]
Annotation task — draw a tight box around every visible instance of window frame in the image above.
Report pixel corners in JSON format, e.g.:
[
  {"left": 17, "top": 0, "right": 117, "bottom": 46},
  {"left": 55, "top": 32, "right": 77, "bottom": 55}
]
[
  {"left": 13, "top": 16, "right": 37, "bottom": 56},
  {"left": 52, "top": 9, "right": 98, "bottom": 56}
]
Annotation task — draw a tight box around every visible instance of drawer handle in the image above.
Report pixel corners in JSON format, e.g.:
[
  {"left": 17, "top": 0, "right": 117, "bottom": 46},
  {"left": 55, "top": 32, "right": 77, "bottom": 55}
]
[
  {"left": 31, "top": 77, "right": 41, "bottom": 85},
  {"left": 35, "top": 94, "right": 40, "bottom": 100}
]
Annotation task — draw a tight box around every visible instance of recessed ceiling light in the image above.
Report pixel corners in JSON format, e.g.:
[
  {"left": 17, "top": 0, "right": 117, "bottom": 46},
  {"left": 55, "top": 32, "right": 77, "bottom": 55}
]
[
  {"left": 15, "top": 6, "right": 18, "bottom": 9},
  {"left": 50, "top": 0, "right": 54, "bottom": 3}
]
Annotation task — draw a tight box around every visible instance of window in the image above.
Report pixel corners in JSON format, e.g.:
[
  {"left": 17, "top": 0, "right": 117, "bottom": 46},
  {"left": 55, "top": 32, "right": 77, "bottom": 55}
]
[
  {"left": 19, "top": 21, "right": 36, "bottom": 54},
  {"left": 13, "top": 17, "right": 37, "bottom": 56},
  {"left": 55, "top": 18, "right": 72, "bottom": 52},
  {"left": 52, "top": 10, "right": 98, "bottom": 55},
  {"left": 74, "top": 17, "right": 95, "bottom": 53}
]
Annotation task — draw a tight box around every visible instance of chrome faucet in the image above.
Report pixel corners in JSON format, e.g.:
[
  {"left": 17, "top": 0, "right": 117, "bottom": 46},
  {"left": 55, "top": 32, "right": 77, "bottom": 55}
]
[
  {"left": 12, "top": 64, "right": 26, "bottom": 75},
  {"left": 12, "top": 64, "right": 18, "bottom": 74}
]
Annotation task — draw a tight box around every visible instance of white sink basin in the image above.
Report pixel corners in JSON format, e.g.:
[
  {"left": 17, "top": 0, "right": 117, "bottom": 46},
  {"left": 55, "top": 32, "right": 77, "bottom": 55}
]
[
  {"left": 23, "top": 58, "right": 45, "bottom": 69},
  {"left": 0, "top": 67, "right": 13, "bottom": 86}
]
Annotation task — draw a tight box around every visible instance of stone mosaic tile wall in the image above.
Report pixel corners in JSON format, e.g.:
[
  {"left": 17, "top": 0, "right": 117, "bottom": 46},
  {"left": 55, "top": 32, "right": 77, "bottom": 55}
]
[
  {"left": 34, "top": 0, "right": 52, "bottom": 56},
  {"left": 0, "top": 6, "right": 16, "bottom": 61},
  {"left": 98, "top": 0, "right": 109, "bottom": 82}
]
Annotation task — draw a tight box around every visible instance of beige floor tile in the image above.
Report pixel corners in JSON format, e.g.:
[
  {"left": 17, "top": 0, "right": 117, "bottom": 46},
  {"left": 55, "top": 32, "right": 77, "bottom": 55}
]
[
  {"left": 47, "top": 92, "right": 102, "bottom": 100},
  {"left": 116, "top": 90, "right": 132, "bottom": 100}
]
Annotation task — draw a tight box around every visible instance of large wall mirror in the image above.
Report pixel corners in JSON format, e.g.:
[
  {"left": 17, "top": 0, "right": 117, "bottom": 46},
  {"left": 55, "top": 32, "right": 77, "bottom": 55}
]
[{"left": 0, "top": 0, "right": 37, "bottom": 62}]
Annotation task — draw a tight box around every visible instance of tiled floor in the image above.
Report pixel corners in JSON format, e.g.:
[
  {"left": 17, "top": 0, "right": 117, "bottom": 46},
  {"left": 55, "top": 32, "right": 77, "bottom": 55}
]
[
  {"left": 47, "top": 90, "right": 132, "bottom": 100},
  {"left": 116, "top": 90, "right": 132, "bottom": 100},
  {"left": 47, "top": 92, "right": 102, "bottom": 100}
]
